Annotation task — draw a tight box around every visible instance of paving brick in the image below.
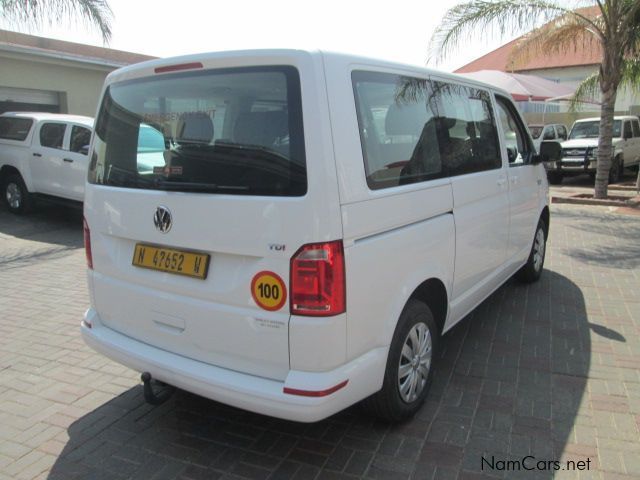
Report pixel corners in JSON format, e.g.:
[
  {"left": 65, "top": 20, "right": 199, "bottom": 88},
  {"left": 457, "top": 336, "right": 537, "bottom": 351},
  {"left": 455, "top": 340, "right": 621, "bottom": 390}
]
[{"left": 2, "top": 197, "right": 640, "bottom": 479}]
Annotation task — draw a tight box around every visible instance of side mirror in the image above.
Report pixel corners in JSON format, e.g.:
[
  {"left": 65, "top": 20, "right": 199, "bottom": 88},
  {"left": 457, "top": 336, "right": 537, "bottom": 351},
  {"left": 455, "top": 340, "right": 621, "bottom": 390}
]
[
  {"left": 534, "top": 140, "right": 562, "bottom": 163},
  {"left": 506, "top": 146, "right": 518, "bottom": 163}
]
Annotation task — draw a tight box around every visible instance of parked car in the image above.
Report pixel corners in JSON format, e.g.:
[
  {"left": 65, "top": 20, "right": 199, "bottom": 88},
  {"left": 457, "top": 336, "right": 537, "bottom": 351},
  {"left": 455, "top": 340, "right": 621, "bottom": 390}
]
[
  {"left": 528, "top": 123, "right": 568, "bottom": 153},
  {"left": 0, "top": 112, "right": 94, "bottom": 213},
  {"left": 546, "top": 115, "right": 640, "bottom": 184},
  {"left": 81, "top": 50, "right": 560, "bottom": 422}
]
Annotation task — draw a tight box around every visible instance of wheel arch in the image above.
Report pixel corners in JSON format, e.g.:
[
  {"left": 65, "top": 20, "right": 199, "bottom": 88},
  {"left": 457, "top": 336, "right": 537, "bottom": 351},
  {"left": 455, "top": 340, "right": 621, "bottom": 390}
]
[
  {"left": 540, "top": 205, "right": 550, "bottom": 240},
  {"left": 0, "top": 165, "right": 22, "bottom": 184},
  {"left": 406, "top": 277, "right": 448, "bottom": 335}
]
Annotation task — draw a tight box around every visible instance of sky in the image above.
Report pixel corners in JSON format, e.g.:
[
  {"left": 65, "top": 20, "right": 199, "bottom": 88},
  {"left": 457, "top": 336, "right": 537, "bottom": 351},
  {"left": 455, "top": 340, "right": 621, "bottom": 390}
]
[{"left": 0, "top": 0, "right": 527, "bottom": 72}]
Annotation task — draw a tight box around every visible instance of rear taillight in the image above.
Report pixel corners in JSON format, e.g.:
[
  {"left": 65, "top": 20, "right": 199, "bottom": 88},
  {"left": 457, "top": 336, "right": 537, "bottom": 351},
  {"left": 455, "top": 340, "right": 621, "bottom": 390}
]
[
  {"left": 290, "top": 240, "right": 345, "bottom": 316},
  {"left": 83, "top": 217, "right": 93, "bottom": 270}
]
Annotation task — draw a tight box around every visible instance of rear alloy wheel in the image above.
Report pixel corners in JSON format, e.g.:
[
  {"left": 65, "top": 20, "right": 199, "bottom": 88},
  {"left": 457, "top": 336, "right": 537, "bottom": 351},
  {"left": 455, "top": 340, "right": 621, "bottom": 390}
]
[
  {"left": 2, "top": 174, "right": 32, "bottom": 214},
  {"left": 515, "top": 218, "right": 547, "bottom": 283},
  {"left": 363, "top": 299, "right": 438, "bottom": 422}
]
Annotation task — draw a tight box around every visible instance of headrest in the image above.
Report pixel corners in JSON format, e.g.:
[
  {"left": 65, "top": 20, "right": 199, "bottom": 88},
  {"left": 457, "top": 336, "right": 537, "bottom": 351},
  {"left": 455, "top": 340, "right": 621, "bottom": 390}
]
[
  {"left": 176, "top": 112, "right": 213, "bottom": 144},
  {"left": 385, "top": 103, "right": 427, "bottom": 137},
  {"left": 234, "top": 110, "right": 288, "bottom": 146},
  {"left": 434, "top": 116, "right": 457, "bottom": 130}
]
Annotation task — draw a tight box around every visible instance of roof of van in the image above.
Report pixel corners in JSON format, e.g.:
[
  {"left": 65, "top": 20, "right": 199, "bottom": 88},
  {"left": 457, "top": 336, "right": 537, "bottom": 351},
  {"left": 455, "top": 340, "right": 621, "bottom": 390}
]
[
  {"left": 0, "top": 111, "right": 94, "bottom": 126},
  {"left": 103, "top": 49, "right": 513, "bottom": 97}
]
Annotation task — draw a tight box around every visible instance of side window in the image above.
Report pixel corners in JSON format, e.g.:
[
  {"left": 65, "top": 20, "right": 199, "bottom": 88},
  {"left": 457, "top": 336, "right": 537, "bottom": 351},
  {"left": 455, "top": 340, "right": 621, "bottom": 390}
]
[
  {"left": 430, "top": 81, "right": 501, "bottom": 176},
  {"left": 352, "top": 71, "right": 444, "bottom": 189},
  {"left": 543, "top": 127, "right": 555, "bottom": 140},
  {"left": 70, "top": 126, "right": 91, "bottom": 154},
  {"left": 352, "top": 72, "right": 502, "bottom": 189},
  {"left": 624, "top": 121, "right": 633, "bottom": 139},
  {"left": 557, "top": 125, "right": 568, "bottom": 140},
  {"left": 39, "top": 123, "right": 66, "bottom": 149},
  {"left": 556, "top": 125, "right": 567, "bottom": 140},
  {"left": 632, "top": 120, "right": 640, "bottom": 137},
  {"left": 0, "top": 117, "right": 33, "bottom": 141},
  {"left": 495, "top": 97, "right": 533, "bottom": 166}
]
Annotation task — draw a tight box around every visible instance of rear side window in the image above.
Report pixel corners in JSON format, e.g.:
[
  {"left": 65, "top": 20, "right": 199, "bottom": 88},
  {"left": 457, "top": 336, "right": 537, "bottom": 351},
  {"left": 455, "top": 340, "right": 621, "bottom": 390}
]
[
  {"left": 543, "top": 127, "right": 555, "bottom": 140},
  {"left": 70, "top": 126, "right": 91, "bottom": 154},
  {"left": 557, "top": 125, "right": 568, "bottom": 140},
  {"left": 352, "top": 71, "right": 500, "bottom": 189},
  {"left": 90, "top": 66, "right": 306, "bottom": 196},
  {"left": 529, "top": 126, "right": 543, "bottom": 139},
  {"left": 40, "top": 123, "right": 66, "bottom": 149},
  {"left": 624, "top": 121, "right": 633, "bottom": 138},
  {"left": 0, "top": 117, "right": 33, "bottom": 141}
]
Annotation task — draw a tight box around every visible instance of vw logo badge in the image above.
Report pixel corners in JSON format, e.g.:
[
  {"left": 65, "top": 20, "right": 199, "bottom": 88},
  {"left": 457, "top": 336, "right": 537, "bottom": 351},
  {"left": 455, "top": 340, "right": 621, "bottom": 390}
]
[{"left": 153, "top": 206, "right": 172, "bottom": 233}]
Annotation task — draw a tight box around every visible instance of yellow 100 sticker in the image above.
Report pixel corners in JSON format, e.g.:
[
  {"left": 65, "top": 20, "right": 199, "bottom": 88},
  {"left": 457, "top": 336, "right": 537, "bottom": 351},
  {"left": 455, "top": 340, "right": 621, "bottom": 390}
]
[{"left": 251, "top": 271, "right": 287, "bottom": 311}]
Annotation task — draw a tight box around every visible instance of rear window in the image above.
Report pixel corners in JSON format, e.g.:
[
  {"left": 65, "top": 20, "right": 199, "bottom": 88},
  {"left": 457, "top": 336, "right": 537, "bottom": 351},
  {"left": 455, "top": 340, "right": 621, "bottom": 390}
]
[
  {"left": 0, "top": 117, "right": 33, "bottom": 141},
  {"left": 89, "top": 66, "right": 306, "bottom": 196}
]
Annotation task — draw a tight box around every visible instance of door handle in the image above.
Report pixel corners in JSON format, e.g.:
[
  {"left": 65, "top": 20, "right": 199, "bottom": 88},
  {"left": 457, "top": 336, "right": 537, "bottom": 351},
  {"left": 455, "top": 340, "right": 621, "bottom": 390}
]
[
  {"left": 497, "top": 177, "right": 507, "bottom": 187},
  {"left": 510, "top": 176, "right": 518, "bottom": 184},
  {"left": 63, "top": 158, "right": 74, "bottom": 163},
  {"left": 33, "top": 153, "right": 42, "bottom": 157}
]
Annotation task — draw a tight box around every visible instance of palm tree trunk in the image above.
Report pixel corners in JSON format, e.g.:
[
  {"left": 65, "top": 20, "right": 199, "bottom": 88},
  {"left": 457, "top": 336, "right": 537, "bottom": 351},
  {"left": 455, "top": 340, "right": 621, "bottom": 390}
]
[{"left": 594, "top": 87, "right": 617, "bottom": 199}]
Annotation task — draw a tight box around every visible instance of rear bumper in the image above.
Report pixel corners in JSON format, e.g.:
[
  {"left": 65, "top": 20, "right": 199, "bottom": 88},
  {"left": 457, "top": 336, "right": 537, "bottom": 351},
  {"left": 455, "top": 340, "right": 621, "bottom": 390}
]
[{"left": 81, "top": 308, "right": 386, "bottom": 422}]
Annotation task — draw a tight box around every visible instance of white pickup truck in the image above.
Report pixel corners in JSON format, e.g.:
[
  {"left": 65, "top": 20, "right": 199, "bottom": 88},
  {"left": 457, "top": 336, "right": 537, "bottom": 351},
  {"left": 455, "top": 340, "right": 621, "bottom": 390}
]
[
  {"left": 0, "top": 112, "right": 94, "bottom": 213},
  {"left": 546, "top": 115, "right": 640, "bottom": 184}
]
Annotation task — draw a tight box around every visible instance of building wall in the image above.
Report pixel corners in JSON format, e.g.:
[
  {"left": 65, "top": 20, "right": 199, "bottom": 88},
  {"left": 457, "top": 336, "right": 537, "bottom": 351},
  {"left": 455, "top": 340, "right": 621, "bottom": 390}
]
[
  {"left": 0, "top": 53, "right": 112, "bottom": 117},
  {"left": 523, "top": 66, "right": 640, "bottom": 113}
]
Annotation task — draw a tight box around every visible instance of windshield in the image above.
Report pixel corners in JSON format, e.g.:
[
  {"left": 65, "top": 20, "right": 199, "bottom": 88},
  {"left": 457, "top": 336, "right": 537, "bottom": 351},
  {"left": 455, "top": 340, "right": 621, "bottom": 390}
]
[
  {"left": 89, "top": 66, "right": 306, "bottom": 196},
  {"left": 569, "top": 120, "right": 621, "bottom": 139},
  {"left": 529, "top": 126, "right": 543, "bottom": 139}
]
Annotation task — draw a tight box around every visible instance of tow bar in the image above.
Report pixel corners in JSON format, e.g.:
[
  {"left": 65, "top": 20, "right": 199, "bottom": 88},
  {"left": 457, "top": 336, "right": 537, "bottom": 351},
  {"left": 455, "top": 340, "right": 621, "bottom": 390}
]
[{"left": 141, "top": 372, "right": 175, "bottom": 405}]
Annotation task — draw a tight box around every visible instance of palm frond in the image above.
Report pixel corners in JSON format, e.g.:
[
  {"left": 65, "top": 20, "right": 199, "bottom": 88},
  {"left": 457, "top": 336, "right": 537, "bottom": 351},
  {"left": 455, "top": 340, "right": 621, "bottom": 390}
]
[
  {"left": 0, "top": 0, "right": 113, "bottom": 43},
  {"left": 619, "top": 57, "right": 640, "bottom": 90},
  {"left": 568, "top": 57, "right": 640, "bottom": 111},
  {"left": 509, "top": 14, "right": 601, "bottom": 69},
  {"left": 428, "top": 0, "right": 604, "bottom": 65},
  {"left": 569, "top": 71, "right": 599, "bottom": 111}
]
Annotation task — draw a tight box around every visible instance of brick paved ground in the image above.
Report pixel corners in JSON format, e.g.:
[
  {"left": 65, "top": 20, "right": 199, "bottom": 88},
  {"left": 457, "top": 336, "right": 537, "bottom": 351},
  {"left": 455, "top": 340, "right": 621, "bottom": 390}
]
[{"left": 0, "top": 201, "right": 639, "bottom": 480}]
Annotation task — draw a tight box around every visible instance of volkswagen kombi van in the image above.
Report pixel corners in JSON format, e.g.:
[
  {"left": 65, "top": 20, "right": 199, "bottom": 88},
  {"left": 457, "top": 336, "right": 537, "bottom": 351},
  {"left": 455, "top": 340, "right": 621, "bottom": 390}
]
[{"left": 82, "top": 50, "right": 556, "bottom": 422}]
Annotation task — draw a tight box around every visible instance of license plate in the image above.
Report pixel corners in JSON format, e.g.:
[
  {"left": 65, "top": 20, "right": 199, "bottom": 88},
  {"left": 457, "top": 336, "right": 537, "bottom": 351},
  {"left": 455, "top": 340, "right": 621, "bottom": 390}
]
[{"left": 132, "top": 244, "right": 210, "bottom": 279}]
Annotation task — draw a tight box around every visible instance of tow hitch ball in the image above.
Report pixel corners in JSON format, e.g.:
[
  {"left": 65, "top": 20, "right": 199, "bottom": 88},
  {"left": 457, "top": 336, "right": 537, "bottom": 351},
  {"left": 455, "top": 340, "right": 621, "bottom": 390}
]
[{"left": 141, "top": 372, "right": 175, "bottom": 405}]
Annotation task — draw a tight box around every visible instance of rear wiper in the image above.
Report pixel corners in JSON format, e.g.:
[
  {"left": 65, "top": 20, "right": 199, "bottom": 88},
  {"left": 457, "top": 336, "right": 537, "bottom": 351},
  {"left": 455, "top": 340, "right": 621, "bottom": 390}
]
[{"left": 153, "top": 179, "right": 249, "bottom": 192}]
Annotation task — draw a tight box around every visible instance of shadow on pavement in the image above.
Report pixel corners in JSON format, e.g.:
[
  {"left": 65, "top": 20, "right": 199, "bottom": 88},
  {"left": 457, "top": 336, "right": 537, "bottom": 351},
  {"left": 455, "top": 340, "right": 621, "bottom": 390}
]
[
  {"left": 48, "top": 269, "right": 591, "bottom": 479},
  {"left": 552, "top": 208, "right": 640, "bottom": 269},
  {"left": 0, "top": 203, "right": 83, "bottom": 250}
]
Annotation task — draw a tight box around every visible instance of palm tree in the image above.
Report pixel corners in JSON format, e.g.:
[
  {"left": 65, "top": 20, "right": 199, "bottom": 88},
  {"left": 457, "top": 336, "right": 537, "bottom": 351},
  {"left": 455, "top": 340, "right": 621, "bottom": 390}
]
[
  {"left": 0, "top": 0, "right": 113, "bottom": 43},
  {"left": 429, "top": 0, "right": 640, "bottom": 199}
]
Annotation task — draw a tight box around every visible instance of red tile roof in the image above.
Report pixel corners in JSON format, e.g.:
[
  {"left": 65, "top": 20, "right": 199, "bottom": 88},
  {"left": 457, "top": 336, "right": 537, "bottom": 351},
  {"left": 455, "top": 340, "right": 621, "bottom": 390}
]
[
  {"left": 455, "top": 6, "right": 602, "bottom": 73},
  {"left": 0, "top": 29, "right": 155, "bottom": 67}
]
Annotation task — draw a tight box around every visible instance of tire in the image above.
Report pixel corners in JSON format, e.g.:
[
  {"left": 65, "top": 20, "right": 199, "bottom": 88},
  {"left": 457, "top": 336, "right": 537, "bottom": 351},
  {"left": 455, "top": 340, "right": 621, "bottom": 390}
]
[
  {"left": 609, "top": 156, "right": 622, "bottom": 184},
  {"left": 2, "top": 174, "right": 32, "bottom": 214},
  {"left": 363, "top": 299, "right": 438, "bottom": 422},
  {"left": 547, "top": 172, "right": 563, "bottom": 185},
  {"left": 515, "top": 218, "right": 547, "bottom": 283}
]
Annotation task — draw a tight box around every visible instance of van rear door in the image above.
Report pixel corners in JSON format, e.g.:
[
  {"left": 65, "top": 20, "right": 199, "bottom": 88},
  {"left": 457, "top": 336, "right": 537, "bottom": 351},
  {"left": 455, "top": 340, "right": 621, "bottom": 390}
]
[{"left": 85, "top": 60, "right": 341, "bottom": 381}]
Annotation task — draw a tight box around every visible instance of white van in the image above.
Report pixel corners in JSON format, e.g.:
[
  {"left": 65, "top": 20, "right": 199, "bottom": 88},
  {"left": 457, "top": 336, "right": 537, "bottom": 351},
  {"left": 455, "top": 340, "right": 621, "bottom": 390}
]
[{"left": 81, "top": 50, "right": 557, "bottom": 422}]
